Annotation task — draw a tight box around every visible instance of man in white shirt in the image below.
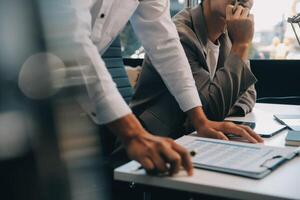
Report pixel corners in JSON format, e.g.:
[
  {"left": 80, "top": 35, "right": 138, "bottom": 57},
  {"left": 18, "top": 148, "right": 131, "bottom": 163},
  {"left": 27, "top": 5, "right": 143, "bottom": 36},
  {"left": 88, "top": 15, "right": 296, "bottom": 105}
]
[{"left": 43, "top": 0, "right": 262, "bottom": 176}]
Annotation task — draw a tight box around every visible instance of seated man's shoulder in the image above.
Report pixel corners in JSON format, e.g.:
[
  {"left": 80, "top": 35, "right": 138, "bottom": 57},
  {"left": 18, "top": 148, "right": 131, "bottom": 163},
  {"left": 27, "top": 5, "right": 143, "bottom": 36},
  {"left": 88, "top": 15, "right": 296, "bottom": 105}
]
[
  {"left": 172, "top": 8, "right": 198, "bottom": 47},
  {"left": 172, "top": 7, "right": 193, "bottom": 28}
]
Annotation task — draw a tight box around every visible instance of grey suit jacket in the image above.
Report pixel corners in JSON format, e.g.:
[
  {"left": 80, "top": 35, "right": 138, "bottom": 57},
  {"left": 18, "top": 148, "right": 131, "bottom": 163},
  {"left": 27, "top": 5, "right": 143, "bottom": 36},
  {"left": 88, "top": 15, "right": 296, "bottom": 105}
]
[{"left": 130, "top": 4, "right": 257, "bottom": 138}]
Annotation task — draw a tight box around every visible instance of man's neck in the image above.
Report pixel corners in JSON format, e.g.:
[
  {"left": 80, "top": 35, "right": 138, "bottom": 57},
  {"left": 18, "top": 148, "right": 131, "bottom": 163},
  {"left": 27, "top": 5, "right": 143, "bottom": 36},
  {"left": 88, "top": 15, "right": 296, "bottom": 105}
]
[{"left": 203, "top": 1, "right": 226, "bottom": 44}]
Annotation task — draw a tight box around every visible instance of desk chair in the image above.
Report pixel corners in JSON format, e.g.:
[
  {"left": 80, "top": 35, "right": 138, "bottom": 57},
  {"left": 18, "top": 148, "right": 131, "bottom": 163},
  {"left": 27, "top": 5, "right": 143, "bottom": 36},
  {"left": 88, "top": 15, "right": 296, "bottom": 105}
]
[
  {"left": 102, "top": 37, "right": 133, "bottom": 103},
  {"left": 100, "top": 36, "right": 134, "bottom": 158},
  {"left": 101, "top": 37, "right": 143, "bottom": 200}
]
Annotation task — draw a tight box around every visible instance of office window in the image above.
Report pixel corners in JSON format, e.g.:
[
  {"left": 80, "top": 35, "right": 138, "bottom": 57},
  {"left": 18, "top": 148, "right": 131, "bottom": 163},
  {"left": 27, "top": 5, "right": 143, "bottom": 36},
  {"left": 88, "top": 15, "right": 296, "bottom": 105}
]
[
  {"left": 120, "top": 0, "right": 300, "bottom": 60},
  {"left": 120, "top": 0, "right": 185, "bottom": 58},
  {"left": 251, "top": 0, "right": 300, "bottom": 59}
]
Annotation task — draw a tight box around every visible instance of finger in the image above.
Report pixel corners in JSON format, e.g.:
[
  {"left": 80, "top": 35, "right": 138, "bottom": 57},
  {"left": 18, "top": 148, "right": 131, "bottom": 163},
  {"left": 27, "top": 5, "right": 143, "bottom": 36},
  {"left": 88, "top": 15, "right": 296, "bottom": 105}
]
[
  {"left": 171, "top": 141, "right": 193, "bottom": 176},
  {"left": 222, "top": 123, "right": 258, "bottom": 143},
  {"left": 233, "top": 5, "right": 244, "bottom": 17},
  {"left": 241, "top": 8, "right": 250, "bottom": 18},
  {"left": 159, "top": 142, "right": 182, "bottom": 175},
  {"left": 200, "top": 127, "right": 228, "bottom": 141},
  {"left": 139, "top": 157, "right": 155, "bottom": 171},
  {"left": 216, "top": 131, "right": 229, "bottom": 141},
  {"left": 226, "top": 5, "right": 234, "bottom": 20},
  {"left": 240, "top": 125, "right": 264, "bottom": 143},
  {"left": 237, "top": 127, "right": 258, "bottom": 143},
  {"left": 149, "top": 147, "right": 169, "bottom": 173},
  {"left": 234, "top": 127, "right": 258, "bottom": 143}
]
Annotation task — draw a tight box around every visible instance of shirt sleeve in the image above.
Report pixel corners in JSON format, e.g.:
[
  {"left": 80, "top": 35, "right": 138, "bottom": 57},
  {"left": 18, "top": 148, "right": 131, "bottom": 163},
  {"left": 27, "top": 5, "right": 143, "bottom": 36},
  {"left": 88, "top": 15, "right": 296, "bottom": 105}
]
[
  {"left": 41, "top": 0, "right": 131, "bottom": 124},
  {"left": 130, "top": 0, "right": 202, "bottom": 112}
]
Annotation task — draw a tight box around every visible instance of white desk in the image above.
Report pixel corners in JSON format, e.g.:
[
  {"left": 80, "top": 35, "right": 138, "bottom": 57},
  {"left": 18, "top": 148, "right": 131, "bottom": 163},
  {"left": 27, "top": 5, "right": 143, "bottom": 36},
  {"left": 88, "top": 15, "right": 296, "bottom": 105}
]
[{"left": 114, "top": 103, "right": 300, "bottom": 200}]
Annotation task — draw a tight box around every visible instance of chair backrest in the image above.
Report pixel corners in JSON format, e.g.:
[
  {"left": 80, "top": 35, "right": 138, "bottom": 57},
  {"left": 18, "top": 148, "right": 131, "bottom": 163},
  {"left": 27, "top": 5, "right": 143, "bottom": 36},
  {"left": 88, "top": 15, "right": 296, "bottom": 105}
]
[
  {"left": 100, "top": 36, "right": 134, "bottom": 158},
  {"left": 102, "top": 36, "right": 133, "bottom": 104}
]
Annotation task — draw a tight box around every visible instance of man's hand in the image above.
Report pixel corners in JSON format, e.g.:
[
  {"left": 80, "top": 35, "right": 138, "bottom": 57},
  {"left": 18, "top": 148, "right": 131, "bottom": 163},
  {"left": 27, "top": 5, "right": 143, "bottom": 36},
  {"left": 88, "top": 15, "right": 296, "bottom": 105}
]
[
  {"left": 187, "top": 107, "right": 263, "bottom": 143},
  {"left": 125, "top": 131, "right": 193, "bottom": 176},
  {"left": 107, "top": 114, "right": 193, "bottom": 176},
  {"left": 226, "top": 4, "right": 254, "bottom": 61}
]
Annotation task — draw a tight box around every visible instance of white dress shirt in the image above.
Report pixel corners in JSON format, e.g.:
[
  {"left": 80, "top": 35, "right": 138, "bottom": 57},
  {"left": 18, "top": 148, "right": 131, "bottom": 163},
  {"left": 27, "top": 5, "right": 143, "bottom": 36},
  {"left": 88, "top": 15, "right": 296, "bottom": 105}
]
[
  {"left": 205, "top": 39, "right": 220, "bottom": 80},
  {"left": 43, "top": 0, "right": 202, "bottom": 125}
]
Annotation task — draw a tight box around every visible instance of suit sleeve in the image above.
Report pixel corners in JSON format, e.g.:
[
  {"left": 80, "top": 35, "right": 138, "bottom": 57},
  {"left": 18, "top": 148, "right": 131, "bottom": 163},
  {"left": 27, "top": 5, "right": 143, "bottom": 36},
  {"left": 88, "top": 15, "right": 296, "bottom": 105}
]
[
  {"left": 178, "top": 29, "right": 257, "bottom": 120},
  {"left": 228, "top": 84, "right": 257, "bottom": 116}
]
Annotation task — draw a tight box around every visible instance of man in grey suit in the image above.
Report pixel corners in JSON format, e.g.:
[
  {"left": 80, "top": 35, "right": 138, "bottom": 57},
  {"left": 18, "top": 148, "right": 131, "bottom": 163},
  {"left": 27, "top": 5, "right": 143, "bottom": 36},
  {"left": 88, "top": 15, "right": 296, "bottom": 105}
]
[{"left": 131, "top": 0, "right": 262, "bottom": 141}]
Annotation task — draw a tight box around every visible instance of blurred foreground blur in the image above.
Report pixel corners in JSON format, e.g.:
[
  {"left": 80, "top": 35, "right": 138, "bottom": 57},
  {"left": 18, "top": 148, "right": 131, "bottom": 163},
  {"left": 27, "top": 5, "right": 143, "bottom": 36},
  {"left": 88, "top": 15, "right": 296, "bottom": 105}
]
[{"left": 0, "top": 0, "right": 112, "bottom": 199}]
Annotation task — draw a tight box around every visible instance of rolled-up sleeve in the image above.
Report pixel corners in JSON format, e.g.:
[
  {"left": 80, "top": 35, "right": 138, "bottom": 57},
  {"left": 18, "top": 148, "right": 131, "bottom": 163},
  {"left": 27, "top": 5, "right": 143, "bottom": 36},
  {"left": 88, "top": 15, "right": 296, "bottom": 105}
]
[
  {"left": 41, "top": 0, "right": 131, "bottom": 124},
  {"left": 130, "top": 0, "right": 202, "bottom": 112}
]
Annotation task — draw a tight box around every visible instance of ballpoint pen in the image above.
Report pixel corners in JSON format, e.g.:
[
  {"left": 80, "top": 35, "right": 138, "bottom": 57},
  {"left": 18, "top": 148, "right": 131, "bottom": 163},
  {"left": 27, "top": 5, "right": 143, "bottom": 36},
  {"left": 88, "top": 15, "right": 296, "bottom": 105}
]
[{"left": 190, "top": 150, "right": 197, "bottom": 157}]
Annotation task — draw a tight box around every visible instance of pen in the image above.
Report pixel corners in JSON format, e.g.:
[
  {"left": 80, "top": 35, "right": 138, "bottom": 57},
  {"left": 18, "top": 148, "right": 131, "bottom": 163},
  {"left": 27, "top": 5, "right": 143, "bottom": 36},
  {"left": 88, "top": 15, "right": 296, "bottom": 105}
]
[{"left": 190, "top": 150, "right": 197, "bottom": 157}]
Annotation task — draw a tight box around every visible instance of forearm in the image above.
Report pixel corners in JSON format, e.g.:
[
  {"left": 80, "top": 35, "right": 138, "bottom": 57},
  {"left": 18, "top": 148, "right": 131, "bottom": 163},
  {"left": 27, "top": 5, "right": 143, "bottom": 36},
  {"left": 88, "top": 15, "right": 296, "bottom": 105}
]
[
  {"left": 193, "top": 53, "right": 257, "bottom": 120},
  {"left": 186, "top": 106, "right": 208, "bottom": 130},
  {"left": 227, "top": 44, "right": 256, "bottom": 116},
  {"left": 231, "top": 44, "right": 249, "bottom": 62}
]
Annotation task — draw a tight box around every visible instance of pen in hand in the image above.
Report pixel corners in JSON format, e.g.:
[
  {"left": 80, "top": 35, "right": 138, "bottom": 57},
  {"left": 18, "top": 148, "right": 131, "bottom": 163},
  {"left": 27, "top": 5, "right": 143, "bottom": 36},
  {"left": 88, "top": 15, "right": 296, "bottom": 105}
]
[{"left": 190, "top": 150, "right": 197, "bottom": 157}]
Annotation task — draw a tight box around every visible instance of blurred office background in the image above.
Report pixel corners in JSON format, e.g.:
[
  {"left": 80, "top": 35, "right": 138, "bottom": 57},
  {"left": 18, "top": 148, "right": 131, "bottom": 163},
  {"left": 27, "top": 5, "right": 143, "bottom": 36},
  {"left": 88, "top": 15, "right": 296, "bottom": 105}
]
[
  {"left": 122, "top": 0, "right": 300, "bottom": 60},
  {"left": 0, "top": 0, "right": 108, "bottom": 199},
  {"left": 0, "top": 0, "right": 71, "bottom": 200}
]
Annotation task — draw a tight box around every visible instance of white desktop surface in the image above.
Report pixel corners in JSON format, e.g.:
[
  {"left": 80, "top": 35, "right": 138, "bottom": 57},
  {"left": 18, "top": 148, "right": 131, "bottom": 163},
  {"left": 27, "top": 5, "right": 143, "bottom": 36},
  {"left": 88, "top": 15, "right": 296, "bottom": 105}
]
[{"left": 114, "top": 103, "right": 300, "bottom": 200}]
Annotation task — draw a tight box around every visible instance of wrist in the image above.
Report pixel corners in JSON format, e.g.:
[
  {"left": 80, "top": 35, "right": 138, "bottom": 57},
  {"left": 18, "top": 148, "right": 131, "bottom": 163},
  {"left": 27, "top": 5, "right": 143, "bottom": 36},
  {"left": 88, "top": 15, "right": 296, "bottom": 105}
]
[
  {"left": 231, "top": 43, "right": 249, "bottom": 62},
  {"left": 186, "top": 106, "right": 209, "bottom": 130},
  {"left": 232, "top": 43, "right": 249, "bottom": 50},
  {"left": 106, "top": 114, "right": 146, "bottom": 144}
]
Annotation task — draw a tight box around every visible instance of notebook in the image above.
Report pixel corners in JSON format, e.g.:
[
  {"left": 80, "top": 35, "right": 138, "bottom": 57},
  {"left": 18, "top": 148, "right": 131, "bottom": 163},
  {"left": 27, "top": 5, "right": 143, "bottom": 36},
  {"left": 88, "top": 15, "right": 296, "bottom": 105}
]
[
  {"left": 225, "top": 108, "right": 286, "bottom": 137},
  {"left": 274, "top": 115, "right": 300, "bottom": 131},
  {"left": 286, "top": 130, "right": 300, "bottom": 146},
  {"left": 177, "top": 135, "right": 300, "bottom": 179}
]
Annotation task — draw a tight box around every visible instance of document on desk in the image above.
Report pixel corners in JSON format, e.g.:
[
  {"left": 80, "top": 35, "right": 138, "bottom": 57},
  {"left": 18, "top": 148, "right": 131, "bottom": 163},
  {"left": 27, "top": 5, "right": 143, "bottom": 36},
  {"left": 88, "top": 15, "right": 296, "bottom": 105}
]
[{"left": 177, "top": 135, "right": 300, "bottom": 179}]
